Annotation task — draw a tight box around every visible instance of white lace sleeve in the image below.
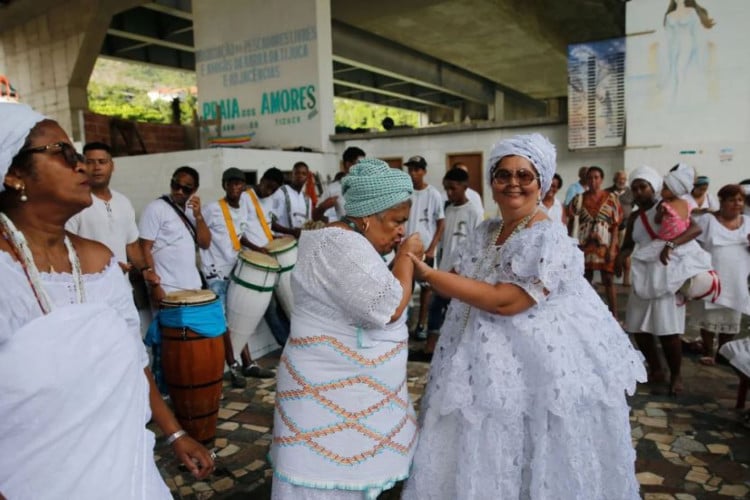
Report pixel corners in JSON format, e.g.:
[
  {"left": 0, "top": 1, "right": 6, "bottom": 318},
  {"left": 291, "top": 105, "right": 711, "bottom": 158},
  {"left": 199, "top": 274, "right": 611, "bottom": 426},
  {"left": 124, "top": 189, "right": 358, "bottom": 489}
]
[
  {"left": 294, "top": 229, "right": 403, "bottom": 330},
  {"left": 505, "top": 221, "right": 583, "bottom": 303}
]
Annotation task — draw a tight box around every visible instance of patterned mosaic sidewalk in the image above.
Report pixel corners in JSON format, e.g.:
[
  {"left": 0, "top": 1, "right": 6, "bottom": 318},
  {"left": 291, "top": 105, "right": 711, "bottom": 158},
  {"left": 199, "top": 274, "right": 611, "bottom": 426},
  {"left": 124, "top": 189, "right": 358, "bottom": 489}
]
[
  {"left": 152, "top": 348, "right": 750, "bottom": 500},
  {"left": 152, "top": 284, "right": 749, "bottom": 499}
]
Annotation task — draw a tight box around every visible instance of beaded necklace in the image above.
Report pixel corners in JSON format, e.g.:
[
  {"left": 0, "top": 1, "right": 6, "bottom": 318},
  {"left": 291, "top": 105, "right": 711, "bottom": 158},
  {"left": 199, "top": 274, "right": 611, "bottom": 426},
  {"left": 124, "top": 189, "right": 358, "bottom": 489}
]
[
  {"left": 458, "top": 208, "right": 538, "bottom": 334},
  {"left": 339, "top": 216, "right": 364, "bottom": 234},
  {"left": 0, "top": 212, "right": 85, "bottom": 314}
]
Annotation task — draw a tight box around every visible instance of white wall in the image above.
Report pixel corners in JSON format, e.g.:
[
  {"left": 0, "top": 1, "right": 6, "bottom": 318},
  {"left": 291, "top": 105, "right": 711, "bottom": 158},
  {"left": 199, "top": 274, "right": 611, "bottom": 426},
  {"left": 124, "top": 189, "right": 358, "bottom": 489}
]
[
  {"left": 337, "top": 123, "right": 624, "bottom": 216},
  {"left": 625, "top": 0, "right": 750, "bottom": 189},
  {"left": 111, "top": 148, "right": 338, "bottom": 217}
]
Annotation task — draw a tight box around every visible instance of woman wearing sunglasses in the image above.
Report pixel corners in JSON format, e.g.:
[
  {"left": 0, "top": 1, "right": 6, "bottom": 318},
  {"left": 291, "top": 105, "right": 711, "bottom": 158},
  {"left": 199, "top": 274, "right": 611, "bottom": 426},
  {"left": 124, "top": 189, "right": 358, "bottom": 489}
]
[
  {"left": 402, "top": 134, "right": 645, "bottom": 500},
  {"left": 0, "top": 103, "right": 214, "bottom": 499}
]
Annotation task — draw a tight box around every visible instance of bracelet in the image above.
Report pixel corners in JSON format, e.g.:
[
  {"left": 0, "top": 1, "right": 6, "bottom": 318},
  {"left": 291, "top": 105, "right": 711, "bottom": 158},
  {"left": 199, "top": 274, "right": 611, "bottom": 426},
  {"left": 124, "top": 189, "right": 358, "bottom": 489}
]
[
  {"left": 665, "top": 241, "right": 675, "bottom": 249},
  {"left": 140, "top": 266, "right": 153, "bottom": 273},
  {"left": 165, "top": 429, "right": 187, "bottom": 445}
]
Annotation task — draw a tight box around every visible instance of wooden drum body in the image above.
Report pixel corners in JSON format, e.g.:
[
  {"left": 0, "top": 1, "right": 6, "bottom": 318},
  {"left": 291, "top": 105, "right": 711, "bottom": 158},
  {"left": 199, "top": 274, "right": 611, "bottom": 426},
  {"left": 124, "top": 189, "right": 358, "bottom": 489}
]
[
  {"left": 160, "top": 290, "right": 225, "bottom": 443},
  {"left": 265, "top": 236, "right": 298, "bottom": 317},
  {"left": 226, "top": 250, "right": 280, "bottom": 358}
]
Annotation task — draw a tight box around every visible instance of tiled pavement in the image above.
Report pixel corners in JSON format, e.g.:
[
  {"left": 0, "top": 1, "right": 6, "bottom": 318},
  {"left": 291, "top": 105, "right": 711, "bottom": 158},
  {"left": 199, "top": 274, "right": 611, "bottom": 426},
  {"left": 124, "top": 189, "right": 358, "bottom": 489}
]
[{"left": 153, "top": 287, "right": 750, "bottom": 499}]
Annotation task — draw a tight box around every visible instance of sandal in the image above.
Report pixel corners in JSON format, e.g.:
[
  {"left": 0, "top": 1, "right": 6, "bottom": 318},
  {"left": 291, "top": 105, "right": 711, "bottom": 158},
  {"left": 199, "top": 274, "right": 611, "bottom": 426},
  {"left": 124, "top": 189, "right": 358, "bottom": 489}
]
[{"left": 699, "top": 356, "right": 716, "bottom": 366}]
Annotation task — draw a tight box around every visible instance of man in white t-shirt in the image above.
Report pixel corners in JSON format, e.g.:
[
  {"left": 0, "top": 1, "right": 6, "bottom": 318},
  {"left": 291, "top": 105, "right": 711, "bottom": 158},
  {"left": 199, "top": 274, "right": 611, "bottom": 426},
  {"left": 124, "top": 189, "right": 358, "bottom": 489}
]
[
  {"left": 271, "top": 161, "right": 314, "bottom": 239},
  {"left": 66, "top": 142, "right": 152, "bottom": 281},
  {"left": 410, "top": 167, "right": 481, "bottom": 362},
  {"left": 447, "top": 163, "right": 484, "bottom": 218},
  {"left": 201, "top": 168, "right": 274, "bottom": 386},
  {"left": 139, "top": 166, "right": 211, "bottom": 302},
  {"left": 405, "top": 155, "right": 445, "bottom": 338},
  {"left": 241, "top": 167, "right": 291, "bottom": 349},
  {"left": 314, "top": 146, "right": 366, "bottom": 222}
]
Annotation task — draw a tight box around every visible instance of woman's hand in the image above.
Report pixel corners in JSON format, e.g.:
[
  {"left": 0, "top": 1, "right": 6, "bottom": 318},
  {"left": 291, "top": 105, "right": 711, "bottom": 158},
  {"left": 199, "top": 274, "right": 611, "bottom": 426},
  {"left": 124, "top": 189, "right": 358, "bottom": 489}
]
[
  {"left": 614, "top": 253, "right": 626, "bottom": 277},
  {"left": 172, "top": 435, "right": 215, "bottom": 479},
  {"left": 407, "top": 253, "right": 435, "bottom": 282},
  {"left": 659, "top": 245, "right": 673, "bottom": 265},
  {"left": 396, "top": 233, "right": 424, "bottom": 260}
]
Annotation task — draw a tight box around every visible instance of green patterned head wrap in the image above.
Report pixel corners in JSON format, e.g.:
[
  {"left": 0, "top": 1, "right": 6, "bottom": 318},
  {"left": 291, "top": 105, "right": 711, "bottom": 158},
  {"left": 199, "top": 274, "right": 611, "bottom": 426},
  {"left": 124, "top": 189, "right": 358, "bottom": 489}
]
[{"left": 342, "top": 158, "right": 413, "bottom": 217}]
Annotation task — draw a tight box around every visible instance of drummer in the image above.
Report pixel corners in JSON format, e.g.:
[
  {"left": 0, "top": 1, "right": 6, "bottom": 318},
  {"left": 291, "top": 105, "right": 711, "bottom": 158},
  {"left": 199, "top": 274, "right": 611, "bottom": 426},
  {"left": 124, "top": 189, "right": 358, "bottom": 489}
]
[
  {"left": 271, "top": 161, "right": 323, "bottom": 238},
  {"left": 241, "top": 167, "right": 291, "bottom": 347},
  {"left": 200, "top": 167, "right": 275, "bottom": 383}
]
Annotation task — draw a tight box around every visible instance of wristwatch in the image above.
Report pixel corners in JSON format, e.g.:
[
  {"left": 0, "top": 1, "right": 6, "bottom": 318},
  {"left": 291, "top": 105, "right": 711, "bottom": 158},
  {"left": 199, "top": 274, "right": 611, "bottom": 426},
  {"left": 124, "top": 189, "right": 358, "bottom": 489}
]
[{"left": 664, "top": 241, "right": 675, "bottom": 249}]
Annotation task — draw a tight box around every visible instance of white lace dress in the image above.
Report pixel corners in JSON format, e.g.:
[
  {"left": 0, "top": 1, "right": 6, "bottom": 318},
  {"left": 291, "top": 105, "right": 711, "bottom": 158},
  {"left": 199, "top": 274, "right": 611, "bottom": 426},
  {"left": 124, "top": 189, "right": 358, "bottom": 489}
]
[
  {"left": 0, "top": 254, "right": 171, "bottom": 499},
  {"left": 402, "top": 219, "right": 646, "bottom": 500},
  {"left": 270, "top": 228, "right": 416, "bottom": 499}
]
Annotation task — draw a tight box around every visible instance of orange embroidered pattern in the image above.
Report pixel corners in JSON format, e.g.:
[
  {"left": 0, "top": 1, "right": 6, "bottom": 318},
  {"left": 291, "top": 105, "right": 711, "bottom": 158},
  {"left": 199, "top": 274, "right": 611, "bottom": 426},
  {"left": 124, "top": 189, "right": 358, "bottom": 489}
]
[
  {"left": 274, "top": 345, "right": 417, "bottom": 465},
  {"left": 287, "top": 335, "right": 406, "bottom": 367}
]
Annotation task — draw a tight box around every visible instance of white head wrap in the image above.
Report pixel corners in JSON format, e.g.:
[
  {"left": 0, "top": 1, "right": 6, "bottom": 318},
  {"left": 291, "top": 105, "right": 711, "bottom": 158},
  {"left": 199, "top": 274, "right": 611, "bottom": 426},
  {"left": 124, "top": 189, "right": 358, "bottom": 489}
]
[
  {"left": 629, "top": 165, "right": 663, "bottom": 194},
  {"left": 663, "top": 163, "right": 695, "bottom": 197},
  {"left": 486, "top": 133, "right": 556, "bottom": 195},
  {"left": 0, "top": 103, "right": 47, "bottom": 192}
]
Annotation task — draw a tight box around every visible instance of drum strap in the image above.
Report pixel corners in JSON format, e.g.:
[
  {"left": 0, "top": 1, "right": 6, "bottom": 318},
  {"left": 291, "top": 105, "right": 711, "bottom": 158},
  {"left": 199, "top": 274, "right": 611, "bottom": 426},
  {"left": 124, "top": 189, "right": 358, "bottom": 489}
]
[
  {"left": 246, "top": 189, "right": 274, "bottom": 242},
  {"left": 218, "top": 198, "right": 241, "bottom": 251}
]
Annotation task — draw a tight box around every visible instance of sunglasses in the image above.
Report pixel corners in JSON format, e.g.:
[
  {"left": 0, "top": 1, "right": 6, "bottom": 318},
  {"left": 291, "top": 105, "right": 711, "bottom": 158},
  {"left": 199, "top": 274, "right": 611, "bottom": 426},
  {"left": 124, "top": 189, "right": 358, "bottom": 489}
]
[
  {"left": 170, "top": 180, "right": 196, "bottom": 195},
  {"left": 491, "top": 168, "right": 539, "bottom": 187},
  {"left": 19, "top": 141, "right": 85, "bottom": 168}
]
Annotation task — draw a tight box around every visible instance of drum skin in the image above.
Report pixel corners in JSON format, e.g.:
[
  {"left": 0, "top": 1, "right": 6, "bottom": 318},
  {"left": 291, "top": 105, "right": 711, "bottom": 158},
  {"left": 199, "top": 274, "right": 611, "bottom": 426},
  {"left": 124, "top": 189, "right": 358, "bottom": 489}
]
[{"left": 160, "top": 292, "right": 224, "bottom": 443}]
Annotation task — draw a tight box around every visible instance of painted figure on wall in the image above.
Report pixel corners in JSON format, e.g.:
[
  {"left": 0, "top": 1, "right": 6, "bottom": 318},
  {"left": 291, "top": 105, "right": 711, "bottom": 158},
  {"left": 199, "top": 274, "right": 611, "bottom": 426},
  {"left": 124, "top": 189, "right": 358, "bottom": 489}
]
[{"left": 662, "top": 0, "right": 716, "bottom": 105}]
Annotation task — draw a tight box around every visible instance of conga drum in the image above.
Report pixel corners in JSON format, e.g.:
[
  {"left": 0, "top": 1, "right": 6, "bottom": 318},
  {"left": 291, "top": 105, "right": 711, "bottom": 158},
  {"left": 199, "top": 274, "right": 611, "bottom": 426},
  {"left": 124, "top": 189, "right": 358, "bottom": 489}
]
[
  {"left": 265, "top": 236, "right": 298, "bottom": 317},
  {"left": 160, "top": 290, "right": 225, "bottom": 443},
  {"left": 226, "top": 250, "right": 280, "bottom": 358}
]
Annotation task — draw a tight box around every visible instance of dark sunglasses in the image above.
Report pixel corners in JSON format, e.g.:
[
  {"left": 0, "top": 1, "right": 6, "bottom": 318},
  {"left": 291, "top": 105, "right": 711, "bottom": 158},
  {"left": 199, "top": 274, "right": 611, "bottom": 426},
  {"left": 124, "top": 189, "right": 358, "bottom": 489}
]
[
  {"left": 491, "top": 168, "right": 539, "bottom": 187},
  {"left": 170, "top": 180, "right": 196, "bottom": 195},
  {"left": 19, "top": 141, "right": 85, "bottom": 168}
]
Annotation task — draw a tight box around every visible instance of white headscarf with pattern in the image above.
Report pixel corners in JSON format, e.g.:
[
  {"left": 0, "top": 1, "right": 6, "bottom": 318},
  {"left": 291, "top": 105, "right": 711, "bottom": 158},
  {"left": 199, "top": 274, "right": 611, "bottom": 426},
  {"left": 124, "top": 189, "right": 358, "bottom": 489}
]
[{"left": 486, "top": 133, "right": 556, "bottom": 195}]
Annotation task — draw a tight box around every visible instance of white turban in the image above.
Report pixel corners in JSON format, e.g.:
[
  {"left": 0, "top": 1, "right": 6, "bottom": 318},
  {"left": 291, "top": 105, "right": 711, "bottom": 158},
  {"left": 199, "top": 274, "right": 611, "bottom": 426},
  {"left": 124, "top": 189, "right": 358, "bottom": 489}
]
[
  {"left": 0, "top": 103, "right": 47, "bottom": 192},
  {"left": 486, "top": 133, "right": 556, "bottom": 195},
  {"left": 630, "top": 165, "right": 663, "bottom": 194},
  {"left": 663, "top": 163, "right": 695, "bottom": 197}
]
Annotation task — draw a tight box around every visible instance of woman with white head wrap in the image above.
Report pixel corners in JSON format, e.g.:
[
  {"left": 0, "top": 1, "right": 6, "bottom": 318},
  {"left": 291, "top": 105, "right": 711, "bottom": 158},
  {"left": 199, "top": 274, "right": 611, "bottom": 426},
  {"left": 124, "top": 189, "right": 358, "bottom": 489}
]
[
  {"left": 615, "top": 164, "right": 707, "bottom": 396},
  {"left": 0, "top": 103, "right": 213, "bottom": 498},
  {"left": 270, "top": 159, "right": 425, "bottom": 499},
  {"left": 403, "top": 133, "right": 645, "bottom": 500}
]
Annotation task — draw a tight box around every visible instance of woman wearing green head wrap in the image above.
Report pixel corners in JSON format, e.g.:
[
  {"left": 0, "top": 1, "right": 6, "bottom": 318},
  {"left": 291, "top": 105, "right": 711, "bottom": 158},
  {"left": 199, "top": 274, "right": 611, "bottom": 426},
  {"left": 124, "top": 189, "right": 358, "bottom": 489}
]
[{"left": 270, "top": 158, "right": 424, "bottom": 499}]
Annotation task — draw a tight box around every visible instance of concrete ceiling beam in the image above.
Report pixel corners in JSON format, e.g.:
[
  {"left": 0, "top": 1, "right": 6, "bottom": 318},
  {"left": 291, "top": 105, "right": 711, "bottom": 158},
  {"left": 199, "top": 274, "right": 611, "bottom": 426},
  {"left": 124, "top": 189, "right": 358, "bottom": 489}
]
[
  {"left": 332, "top": 21, "right": 503, "bottom": 106},
  {"left": 106, "top": 28, "right": 195, "bottom": 52},
  {"left": 333, "top": 78, "right": 456, "bottom": 111}
]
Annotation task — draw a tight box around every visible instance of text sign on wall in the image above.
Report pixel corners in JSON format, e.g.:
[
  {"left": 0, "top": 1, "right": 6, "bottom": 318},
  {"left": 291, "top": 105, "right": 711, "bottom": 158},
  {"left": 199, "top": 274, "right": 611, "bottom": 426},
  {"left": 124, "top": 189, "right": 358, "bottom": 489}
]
[
  {"left": 567, "top": 38, "right": 625, "bottom": 150},
  {"left": 193, "top": 1, "right": 329, "bottom": 150}
]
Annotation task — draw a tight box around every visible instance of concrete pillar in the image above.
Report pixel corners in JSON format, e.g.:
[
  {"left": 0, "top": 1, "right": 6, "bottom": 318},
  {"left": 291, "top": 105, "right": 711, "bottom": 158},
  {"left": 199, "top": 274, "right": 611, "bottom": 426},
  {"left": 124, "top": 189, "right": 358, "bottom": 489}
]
[
  {"left": 193, "top": 0, "right": 336, "bottom": 154},
  {"left": 0, "top": 0, "right": 143, "bottom": 141},
  {"left": 489, "top": 89, "right": 505, "bottom": 122}
]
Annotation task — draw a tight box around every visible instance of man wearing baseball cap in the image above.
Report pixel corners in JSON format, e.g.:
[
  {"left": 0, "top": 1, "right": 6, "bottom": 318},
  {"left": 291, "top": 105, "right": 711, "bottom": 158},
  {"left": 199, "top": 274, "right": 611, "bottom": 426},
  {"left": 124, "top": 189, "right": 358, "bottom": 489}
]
[
  {"left": 404, "top": 155, "right": 445, "bottom": 341},
  {"left": 201, "top": 167, "right": 275, "bottom": 387}
]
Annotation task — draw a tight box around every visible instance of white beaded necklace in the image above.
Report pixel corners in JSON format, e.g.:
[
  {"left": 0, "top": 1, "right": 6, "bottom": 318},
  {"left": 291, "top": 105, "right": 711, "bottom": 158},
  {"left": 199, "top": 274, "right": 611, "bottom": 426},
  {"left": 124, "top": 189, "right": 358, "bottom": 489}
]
[
  {"left": 458, "top": 209, "right": 538, "bottom": 334},
  {"left": 0, "top": 212, "right": 85, "bottom": 314}
]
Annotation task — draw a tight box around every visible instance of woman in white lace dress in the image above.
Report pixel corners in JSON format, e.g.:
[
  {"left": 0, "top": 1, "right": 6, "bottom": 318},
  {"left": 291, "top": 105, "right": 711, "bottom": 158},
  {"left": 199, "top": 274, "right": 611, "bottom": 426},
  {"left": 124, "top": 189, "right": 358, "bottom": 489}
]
[
  {"left": 401, "top": 134, "right": 646, "bottom": 500},
  {"left": 0, "top": 103, "right": 214, "bottom": 499},
  {"left": 270, "top": 159, "right": 423, "bottom": 499}
]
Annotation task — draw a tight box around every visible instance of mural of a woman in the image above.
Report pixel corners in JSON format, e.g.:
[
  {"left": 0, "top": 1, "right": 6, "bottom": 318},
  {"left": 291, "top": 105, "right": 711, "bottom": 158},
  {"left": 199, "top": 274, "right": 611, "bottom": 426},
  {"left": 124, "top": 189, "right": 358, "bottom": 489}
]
[{"left": 663, "top": 0, "right": 716, "bottom": 103}]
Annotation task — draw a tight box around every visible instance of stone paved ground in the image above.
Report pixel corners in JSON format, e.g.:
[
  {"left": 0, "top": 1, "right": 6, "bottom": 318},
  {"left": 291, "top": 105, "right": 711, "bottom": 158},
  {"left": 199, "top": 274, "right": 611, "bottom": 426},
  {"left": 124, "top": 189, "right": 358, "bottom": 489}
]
[{"left": 153, "top": 286, "right": 750, "bottom": 499}]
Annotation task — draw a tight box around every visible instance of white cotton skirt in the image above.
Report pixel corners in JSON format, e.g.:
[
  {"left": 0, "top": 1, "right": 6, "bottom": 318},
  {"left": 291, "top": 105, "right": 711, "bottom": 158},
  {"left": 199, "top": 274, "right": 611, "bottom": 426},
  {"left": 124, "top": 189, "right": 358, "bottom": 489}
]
[
  {"left": 625, "top": 289, "right": 685, "bottom": 336},
  {"left": 271, "top": 476, "right": 387, "bottom": 500},
  {"left": 719, "top": 337, "right": 750, "bottom": 377},
  {"left": 697, "top": 303, "right": 742, "bottom": 334}
]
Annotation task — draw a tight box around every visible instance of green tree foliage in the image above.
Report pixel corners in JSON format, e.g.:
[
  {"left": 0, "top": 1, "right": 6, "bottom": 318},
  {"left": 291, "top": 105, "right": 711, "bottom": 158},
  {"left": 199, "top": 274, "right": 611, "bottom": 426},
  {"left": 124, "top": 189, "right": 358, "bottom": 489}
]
[{"left": 334, "top": 98, "right": 419, "bottom": 130}]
